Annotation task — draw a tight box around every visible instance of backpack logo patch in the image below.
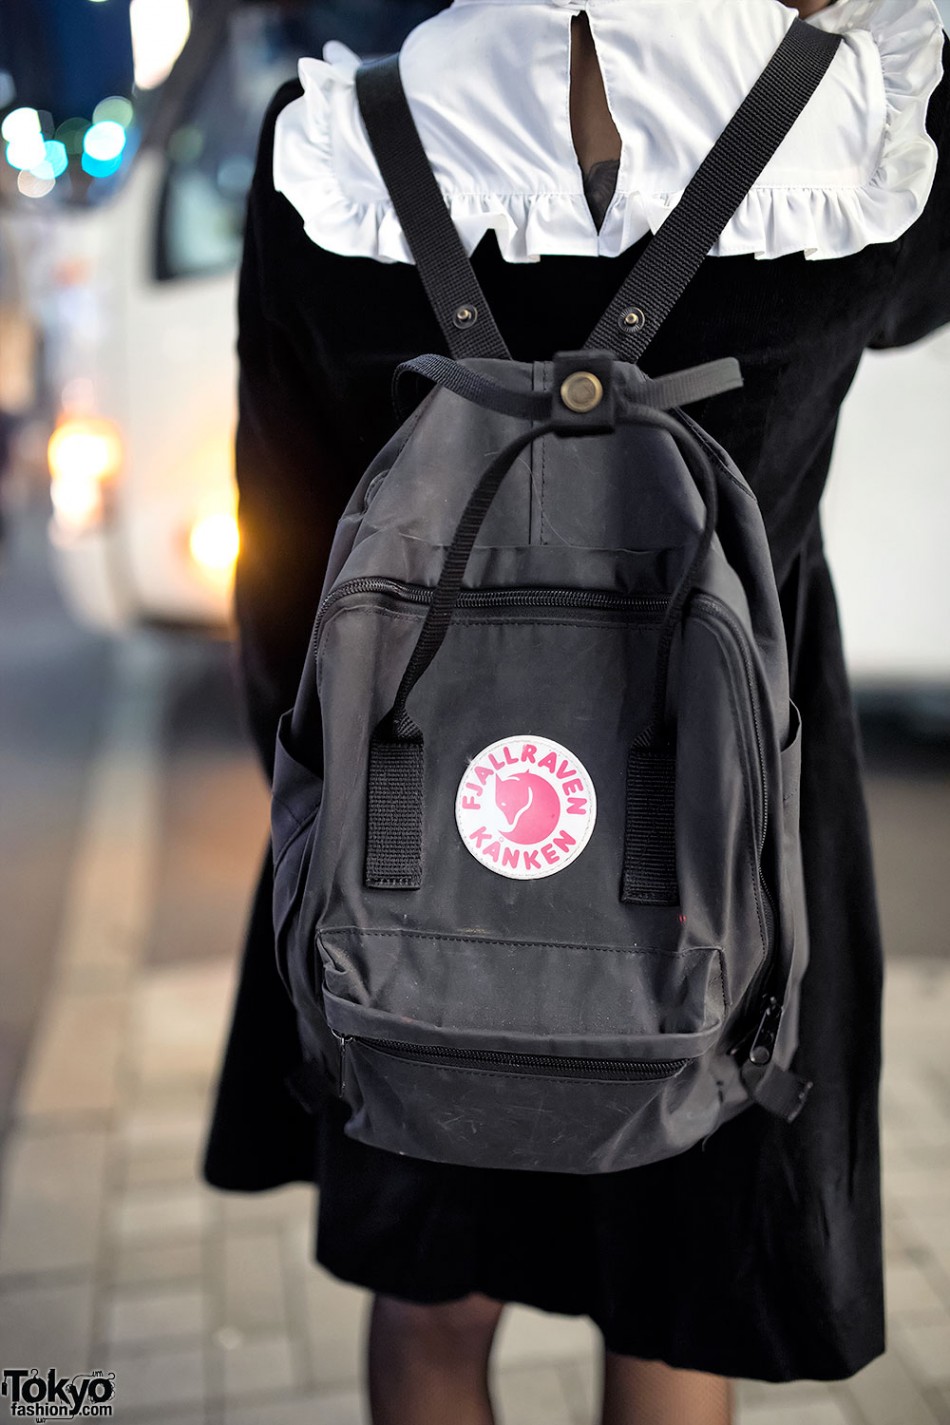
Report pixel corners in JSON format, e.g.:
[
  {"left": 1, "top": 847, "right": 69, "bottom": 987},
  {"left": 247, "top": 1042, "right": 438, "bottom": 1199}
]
[{"left": 455, "top": 736, "right": 597, "bottom": 880}]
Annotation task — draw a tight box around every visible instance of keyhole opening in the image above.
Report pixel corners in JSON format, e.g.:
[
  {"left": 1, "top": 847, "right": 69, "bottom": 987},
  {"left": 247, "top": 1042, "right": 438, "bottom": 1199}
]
[{"left": 569, "top": 12, "right": 622, "bottom": 168}]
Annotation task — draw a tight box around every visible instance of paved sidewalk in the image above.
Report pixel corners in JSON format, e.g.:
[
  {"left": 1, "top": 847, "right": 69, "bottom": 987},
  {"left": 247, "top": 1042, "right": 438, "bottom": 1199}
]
[{"left": 1, "top": 642, "right": 948, "bottom": 1425}]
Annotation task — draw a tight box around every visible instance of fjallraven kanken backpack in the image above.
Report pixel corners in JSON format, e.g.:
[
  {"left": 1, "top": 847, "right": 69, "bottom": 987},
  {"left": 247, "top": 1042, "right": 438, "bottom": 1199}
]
[{"left": 271, "top": 20, "right": 841, "bottom": 1173}]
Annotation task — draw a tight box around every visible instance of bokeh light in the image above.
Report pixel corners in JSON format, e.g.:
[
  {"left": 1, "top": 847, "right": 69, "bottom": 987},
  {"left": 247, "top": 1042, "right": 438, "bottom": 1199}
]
[
  {"left": 56, "top": 118, "right": 91, "bottom": 155},
  {"left": 17, "top": 171, "right": 55, "bottom": 199},
  {"left": 130, "top": 0, "right": 192, "bottom": 90},
  {"left": 6, "top": 131, "right": 47, "bottom": 172},
  {"left": 3, "top": 109, "right": 48, "bottom": 171},
  {"left": 1, "top": 107, "right": 40, "bottom": 143},
  {"left": 83, "top": 120, "right": 127, "bottom": 163},
  {"left": 81, "top": 151, "right": 123, "bottom": 179},
  {"left": 40, "top": 140, "right": 69, "bottom": 179},
  {"left": 188, "top": 513, "right": 240, "bottom": 576},
  {"left": 93, "top": 96, "right": 134, "bottom": 128},
  {"left": 49, "top": 418, "right": 122, "bottom": 485}
]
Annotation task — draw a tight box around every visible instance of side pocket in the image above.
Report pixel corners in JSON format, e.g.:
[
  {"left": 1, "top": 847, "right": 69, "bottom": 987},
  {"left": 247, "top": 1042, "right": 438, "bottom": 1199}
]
[
  {"left": 779, "top": 699, "right": 805, "bottom": 930},
  {"left": 780, "top": 700, "right": 803, "bottom": 844},
  {"left": 271, "top": 710, "right": 323, "bottom": 1001},
  {"left": 778, "top": 698, "right": 808, "bottom": 1058}
]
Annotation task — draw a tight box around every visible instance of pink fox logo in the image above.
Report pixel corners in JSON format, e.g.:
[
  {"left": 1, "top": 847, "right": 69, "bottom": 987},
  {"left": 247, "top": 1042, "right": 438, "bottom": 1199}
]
[
  {"left": 456, "top": 735, "right": 597, "bottom": 880},
  {"left": 494, "top": 771, "right": 561, "bottom": 845}
]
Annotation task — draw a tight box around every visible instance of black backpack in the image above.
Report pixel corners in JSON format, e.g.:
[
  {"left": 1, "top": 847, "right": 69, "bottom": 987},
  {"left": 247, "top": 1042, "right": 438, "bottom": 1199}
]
[{"left": 271, "top": 20, "right": 840, "bottom": 1173}]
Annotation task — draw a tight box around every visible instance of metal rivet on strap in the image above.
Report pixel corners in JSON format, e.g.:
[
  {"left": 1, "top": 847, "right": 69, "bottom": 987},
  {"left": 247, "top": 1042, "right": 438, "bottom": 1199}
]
[
  {"left": 453, "top": 305, "right": 478, "bottom": 329},
  {"left": 619, "top": 306, "right": 646, "bottom": 332},
  {"left": 560, "top": 371, "right": 604, "bottom": 414}
]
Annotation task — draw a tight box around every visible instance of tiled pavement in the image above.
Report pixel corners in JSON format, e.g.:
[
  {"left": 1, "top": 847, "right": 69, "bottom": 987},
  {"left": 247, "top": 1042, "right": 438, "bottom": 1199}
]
[{"left": 1, "top": 642, "right": 949, "bottom": 1425}]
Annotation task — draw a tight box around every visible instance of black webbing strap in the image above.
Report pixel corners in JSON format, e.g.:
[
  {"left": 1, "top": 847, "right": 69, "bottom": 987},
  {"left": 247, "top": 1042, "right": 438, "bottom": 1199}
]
[
  {"left": 393, "top": 353, "right": 743, "bottom": 423},
  {"left": 623, "top": 744, "right": 678, "bottom": 904},
  {"left": 365, "top": 420, "right": 553, "bottom": 889},
  {"left": 366, "top": 736, "right": 425, "bottom": 887},
  {"left": 355, "top": 57, "right": 511, "bottom": 362},
  {"left": 587, "top": 19, "right": 842, "bottom": 362}
]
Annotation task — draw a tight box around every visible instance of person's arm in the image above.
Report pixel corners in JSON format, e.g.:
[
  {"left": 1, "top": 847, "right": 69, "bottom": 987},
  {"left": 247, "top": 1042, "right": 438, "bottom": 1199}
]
[
  {"left": 233, "top": 82, "right": 356, "bottom": 780},
  {"left": 869, "top": 38, "right": 950, "bottom": 349}
]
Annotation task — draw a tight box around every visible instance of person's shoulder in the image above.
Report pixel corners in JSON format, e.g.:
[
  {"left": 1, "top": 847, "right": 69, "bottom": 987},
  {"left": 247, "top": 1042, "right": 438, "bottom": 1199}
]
[
  {"left": 260, "top": 78, "right": 304, "bottom": 158},
  {"left": 913, "top": 31, "right": 949, "bottom": 232},
  {"left": 245, "top": 76, "right": 327, "bottom": 279},
  {"left": 926, "top": 32, "right": 950, "bottom": 142},
  {"left": 247, "top": 78, "right": 304, "bottom": 225}
]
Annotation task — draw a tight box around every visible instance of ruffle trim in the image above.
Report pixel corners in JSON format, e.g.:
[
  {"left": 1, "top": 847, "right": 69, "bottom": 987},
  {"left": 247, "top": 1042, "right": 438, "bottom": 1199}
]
[{"left": 273, "top": 1, "right": 945, "bottom": 265}]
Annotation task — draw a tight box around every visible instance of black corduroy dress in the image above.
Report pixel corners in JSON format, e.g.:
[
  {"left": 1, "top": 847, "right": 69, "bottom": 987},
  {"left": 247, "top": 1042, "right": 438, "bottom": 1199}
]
[{"left": 203, "top": 55, "right": 950, "bottom": 1382}]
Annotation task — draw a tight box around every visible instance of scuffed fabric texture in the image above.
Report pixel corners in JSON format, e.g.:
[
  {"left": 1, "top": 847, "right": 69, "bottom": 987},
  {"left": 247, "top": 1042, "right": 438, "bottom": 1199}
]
[{"left": 203, "top": 56, "right": 950, "bottom": 1382}]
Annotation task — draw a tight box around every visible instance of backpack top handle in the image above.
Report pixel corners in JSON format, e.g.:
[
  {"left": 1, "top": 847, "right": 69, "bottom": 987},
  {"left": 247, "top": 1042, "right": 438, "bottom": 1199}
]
[{"left": 355, "top": 19, "right": 841, "bottom": 367}]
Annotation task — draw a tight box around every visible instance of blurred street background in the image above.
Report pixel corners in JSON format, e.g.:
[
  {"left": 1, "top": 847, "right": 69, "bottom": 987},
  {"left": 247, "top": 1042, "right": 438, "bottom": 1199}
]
[{"left": 0, "top": 2, "right": 949, "bottom": 1422}]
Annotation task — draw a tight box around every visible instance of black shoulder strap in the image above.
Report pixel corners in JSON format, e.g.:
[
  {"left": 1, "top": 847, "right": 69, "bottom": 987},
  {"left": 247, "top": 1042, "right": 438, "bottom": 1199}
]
[
  {"left": 587, "top": 19, "right": 842, "bottom": 363},
  {"left": 355, "top": 56, "right": 511, "bottom": 361},
  {"left": 356, "top": 21, "right": 840, "bottom": 368}
]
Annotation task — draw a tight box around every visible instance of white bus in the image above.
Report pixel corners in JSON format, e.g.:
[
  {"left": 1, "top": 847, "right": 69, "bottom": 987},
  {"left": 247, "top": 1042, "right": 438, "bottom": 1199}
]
[{"left": 43, "top": 0, "right": 445, "bottom": 631}]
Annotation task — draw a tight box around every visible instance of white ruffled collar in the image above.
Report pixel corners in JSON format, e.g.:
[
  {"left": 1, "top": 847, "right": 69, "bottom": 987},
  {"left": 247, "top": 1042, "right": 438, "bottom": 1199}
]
[{"left": 273, "top": 0, "right": 945, "bottom": 264}]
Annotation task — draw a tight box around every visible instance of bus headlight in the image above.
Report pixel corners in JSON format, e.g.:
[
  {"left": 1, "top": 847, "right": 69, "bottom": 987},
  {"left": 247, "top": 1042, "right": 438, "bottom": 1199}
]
[
  {"left": 48, "top": 417, "right": 123, "bottom": 532},
  {"left": 188, "top": 511, "right": 239, "bottom": 577}
]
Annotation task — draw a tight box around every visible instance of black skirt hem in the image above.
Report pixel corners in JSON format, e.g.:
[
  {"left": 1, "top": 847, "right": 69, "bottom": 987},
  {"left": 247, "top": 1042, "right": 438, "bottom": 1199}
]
[{"left": 313, "top": 1234, "right": 887, "bottom": 1385}]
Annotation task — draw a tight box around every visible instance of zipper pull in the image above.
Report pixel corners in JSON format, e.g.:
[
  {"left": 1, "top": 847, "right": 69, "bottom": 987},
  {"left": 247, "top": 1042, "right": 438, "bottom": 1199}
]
[{"left": 748, "top": 995, "right": 781, "bottom": 1066}]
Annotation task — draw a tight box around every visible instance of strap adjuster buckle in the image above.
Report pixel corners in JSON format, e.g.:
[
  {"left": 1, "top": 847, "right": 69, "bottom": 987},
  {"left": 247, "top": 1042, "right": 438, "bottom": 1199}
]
[{"left": 551, "top": 351, "right": 616, "bottom": 433}]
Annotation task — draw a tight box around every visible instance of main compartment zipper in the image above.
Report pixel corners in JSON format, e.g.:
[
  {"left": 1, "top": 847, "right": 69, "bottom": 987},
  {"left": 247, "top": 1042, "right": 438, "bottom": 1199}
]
[
  {"left": 341, "top": 1034, "right": 689, "bottom": 1085},
  {"left": 692, "top": 594, "right": 769, "bottom": 857},
  {"left": 315, "top": 577, "right": 669, "bottom": 634},
  {"left": 691, "top": 594, "right": 776, "bottom": 951}
]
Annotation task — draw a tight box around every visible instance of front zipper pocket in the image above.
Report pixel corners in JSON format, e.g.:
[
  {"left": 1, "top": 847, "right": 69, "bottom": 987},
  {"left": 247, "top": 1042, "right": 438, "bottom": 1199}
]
[
  {"left": 313, "top": 577, "right": 773, "bottom": 938},
  {"left": 341, "top": 1035, "right": 689, "bottom": 1086},
  {"left": 322, "top": 971, "right": 724, "bottom": 1174},
  {"left": 318, "top": 930, "right": 728, "bottom": 1158},
  {"left": 314, "top": 577, "right": 668, "bottom": 646},
  {"left": 316, "top": 580, "right": 764, "bottom": 863}
]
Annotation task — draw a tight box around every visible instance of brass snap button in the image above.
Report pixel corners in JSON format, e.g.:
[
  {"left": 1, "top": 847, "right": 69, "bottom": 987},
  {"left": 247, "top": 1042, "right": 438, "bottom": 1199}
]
[
  {"left": 453, "top": 304, "right": 478, "bottom": 329},
  {"left": 619, "top": 306, "right": 646, "bottom": 331},
  {"left": 560, "top": 370, "right": 604, "bottom": 414}
]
